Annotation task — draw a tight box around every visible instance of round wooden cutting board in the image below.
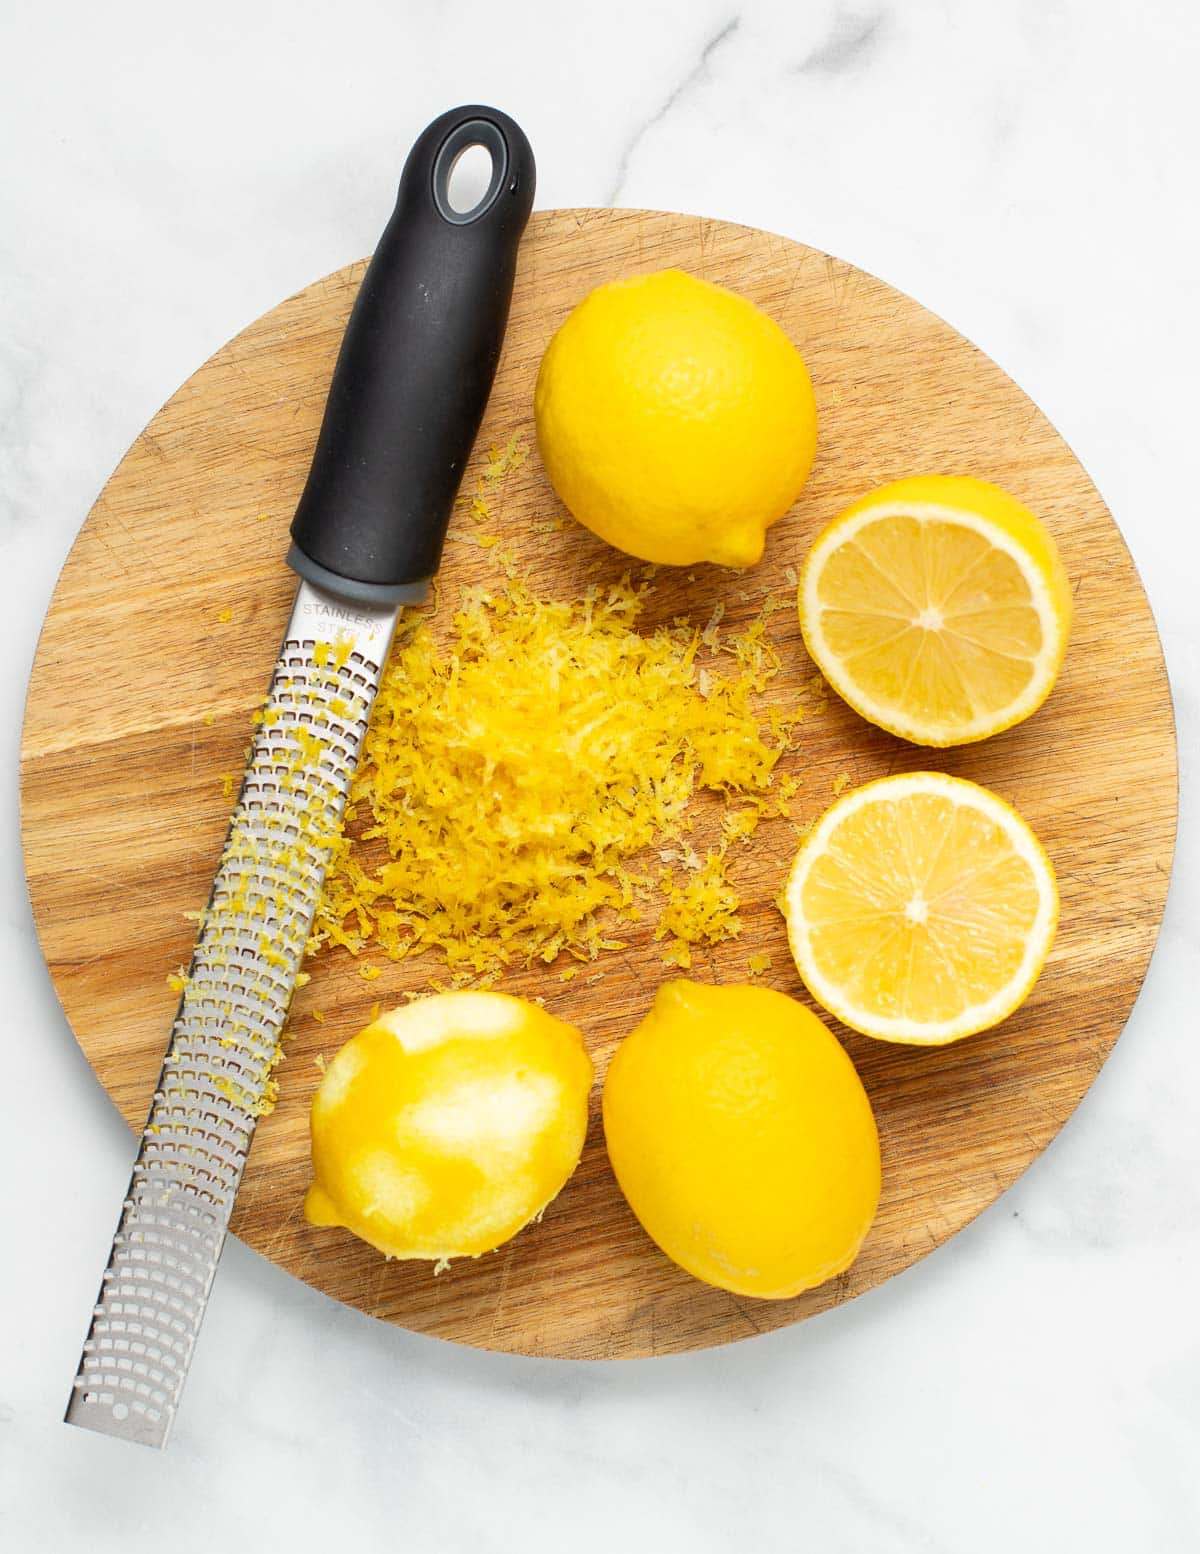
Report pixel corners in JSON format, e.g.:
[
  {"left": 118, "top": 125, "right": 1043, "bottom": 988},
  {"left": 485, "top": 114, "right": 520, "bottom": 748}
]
[{"left": 21, "top": 210, "right": 1176, "bottom": 1359}]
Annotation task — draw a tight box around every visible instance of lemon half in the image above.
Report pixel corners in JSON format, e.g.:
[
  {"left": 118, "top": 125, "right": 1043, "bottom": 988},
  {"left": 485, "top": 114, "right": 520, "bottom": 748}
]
[
  {"left": 784, "top": 773, "right": 1058, "bottom": 1045},
  {"left": 800, "top": 476, "right": 1071, "bottom": 746}
]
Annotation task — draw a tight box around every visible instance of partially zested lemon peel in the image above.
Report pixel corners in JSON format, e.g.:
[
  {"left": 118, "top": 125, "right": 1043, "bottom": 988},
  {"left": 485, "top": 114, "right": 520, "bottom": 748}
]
[{"left": 304, "top": 992, "right": 593, "bottom": 1263}]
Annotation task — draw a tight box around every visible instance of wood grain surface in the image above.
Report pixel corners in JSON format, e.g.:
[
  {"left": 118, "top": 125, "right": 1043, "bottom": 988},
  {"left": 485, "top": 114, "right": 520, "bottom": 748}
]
[{"left": 20, "top": 209, "right": 1177, "bottom": 1358}]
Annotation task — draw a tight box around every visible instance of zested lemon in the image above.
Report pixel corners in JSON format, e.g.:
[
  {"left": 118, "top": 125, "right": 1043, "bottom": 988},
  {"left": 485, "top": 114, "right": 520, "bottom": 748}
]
[
  {"left": 784, "top": 773, "right": 1058, "bottom": 1045},
  {"left": 535, "top": 268, "right": 818, "bottom": 568},
  {"left": 602, "top": 980, "right": 881, "bottom": 1299},
  {"left": 800, "top": 476, "right": 1071, "bottom": 746},
  {"left": 305, "top": 992, "right": 593, "bottom": 1261}
]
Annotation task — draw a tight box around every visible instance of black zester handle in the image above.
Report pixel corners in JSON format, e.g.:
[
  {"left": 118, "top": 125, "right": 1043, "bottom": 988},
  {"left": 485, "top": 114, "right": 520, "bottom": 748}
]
[{"left": 288, "top": 104, "right": 536, "bottom": 602}]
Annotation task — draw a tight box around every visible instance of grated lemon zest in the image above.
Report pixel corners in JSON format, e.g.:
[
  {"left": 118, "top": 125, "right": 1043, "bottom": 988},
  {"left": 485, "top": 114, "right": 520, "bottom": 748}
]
[{"left": 314, "top": 578, "right": 798, "bottom": 978}]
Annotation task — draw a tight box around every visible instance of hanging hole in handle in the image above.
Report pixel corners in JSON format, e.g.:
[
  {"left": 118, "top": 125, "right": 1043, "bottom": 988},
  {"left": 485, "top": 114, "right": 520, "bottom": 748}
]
[
  {"left": 431, "top": 119, "right": 509, "bottom": 225},
  {"left": 446, "top": 144, "right": 495, "bottom": 215}
]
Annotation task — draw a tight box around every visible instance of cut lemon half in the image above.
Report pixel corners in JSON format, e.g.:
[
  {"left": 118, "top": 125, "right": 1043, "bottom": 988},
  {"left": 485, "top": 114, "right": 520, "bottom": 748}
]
[
  {"left": 800, "top": 476, "right": 1071, "bottom": 746},
  {"left": 784, "top": 773, "right": 1058, "bottom": 1044}
]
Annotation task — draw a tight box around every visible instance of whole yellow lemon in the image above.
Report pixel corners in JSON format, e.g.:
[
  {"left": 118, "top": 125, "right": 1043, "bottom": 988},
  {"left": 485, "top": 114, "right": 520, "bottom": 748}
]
[
  {"left": 305, "top": 992, "right": 593, "bottom": 1262},
  {"left": 602, "top": 980, "right": 880, "bottom": 1299},
  {"left": 534, "top": 269, "right": 818, "bottom": 567}
]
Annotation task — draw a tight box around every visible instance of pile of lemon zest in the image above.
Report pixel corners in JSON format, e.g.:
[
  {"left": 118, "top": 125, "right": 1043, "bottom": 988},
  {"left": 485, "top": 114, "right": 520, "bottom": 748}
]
[
  {"left": 216, "top": 607, "right": 232, "bottom": 624},
  {"left": 657, "top": 848, "right": 742, "bottom": 955},
  {"left": 256, "top": 511, "right": 270, "bottom": 522},
  {"left": 747, "top": 951, "right": 773, "bottom": 977},
  {"left": 359, "top": 964, "right": 382, "bottom": 981},
  {"left": 314, "top": 577, "right": 798, "bottom": 978},
  {"left": 166, "top": 969, "right": 189, "bottom": 994},
  {"left": 721, "top": 809, "right": 761, "bottom": 845}
]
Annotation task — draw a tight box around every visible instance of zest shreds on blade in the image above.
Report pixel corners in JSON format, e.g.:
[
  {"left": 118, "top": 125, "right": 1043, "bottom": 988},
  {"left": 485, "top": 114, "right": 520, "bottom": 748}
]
[{"left": 64, "top": 584, "right": 397, "bottom": 1448}]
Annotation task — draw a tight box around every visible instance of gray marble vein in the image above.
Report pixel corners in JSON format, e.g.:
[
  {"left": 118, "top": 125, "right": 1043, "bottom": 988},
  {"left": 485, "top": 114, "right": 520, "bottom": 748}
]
[
  {"left": 606, "top": 15, "right": 741, "bottom": 206},
  {"left": 794, "top": 5, "right": 889, "bottom": 74}
]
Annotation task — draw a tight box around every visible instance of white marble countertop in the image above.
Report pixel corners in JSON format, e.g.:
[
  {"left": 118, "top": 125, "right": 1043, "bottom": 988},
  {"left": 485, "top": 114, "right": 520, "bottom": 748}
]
[{"left": 2, "top": 2, "right": 1197, "bottom": 1548}]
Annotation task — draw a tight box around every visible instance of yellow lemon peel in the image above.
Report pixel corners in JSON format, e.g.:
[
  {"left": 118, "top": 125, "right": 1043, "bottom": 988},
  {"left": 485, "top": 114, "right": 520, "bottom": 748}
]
[{"left": 535, "top": 269, "right": 818, "bottom": 567}]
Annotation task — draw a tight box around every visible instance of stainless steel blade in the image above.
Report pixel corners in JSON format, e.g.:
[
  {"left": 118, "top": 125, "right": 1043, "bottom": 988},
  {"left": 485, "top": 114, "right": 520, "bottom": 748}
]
[{"left": 65, "top": 578, "right": 398, "bottom": 1448}]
